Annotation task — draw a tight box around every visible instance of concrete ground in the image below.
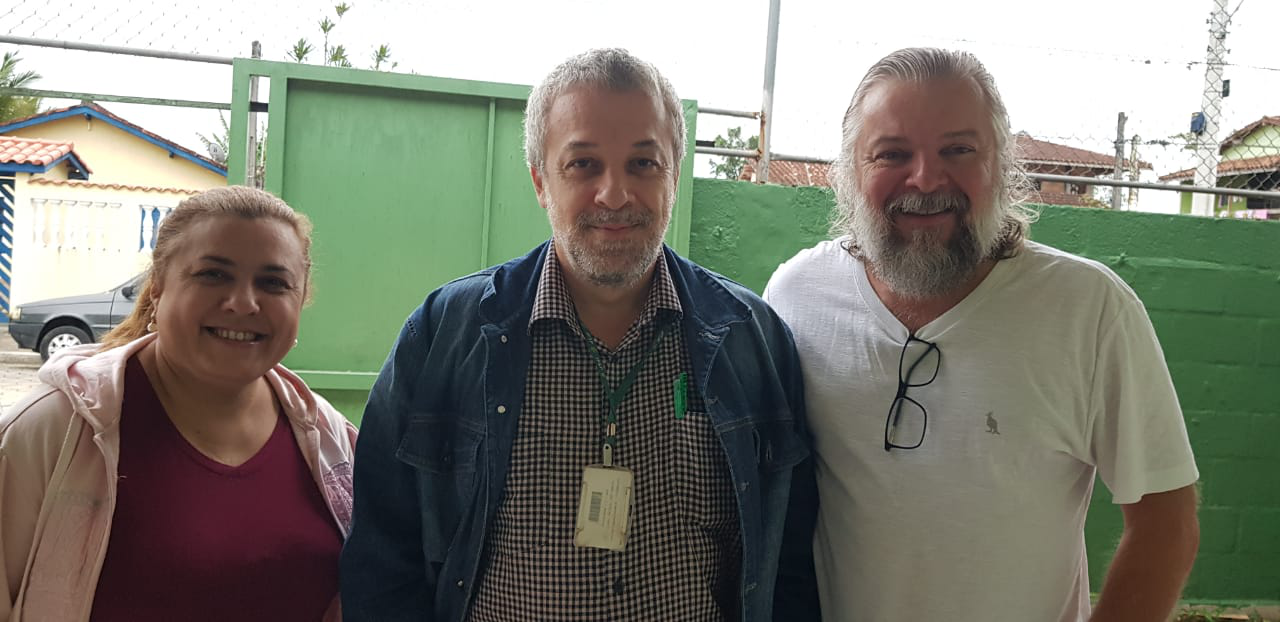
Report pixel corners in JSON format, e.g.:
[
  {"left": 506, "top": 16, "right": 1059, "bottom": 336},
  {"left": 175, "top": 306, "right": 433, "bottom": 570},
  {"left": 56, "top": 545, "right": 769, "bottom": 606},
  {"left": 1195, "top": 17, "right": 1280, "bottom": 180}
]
[{"left": 0, "top": 328, "right": 43, "bottom": 415}]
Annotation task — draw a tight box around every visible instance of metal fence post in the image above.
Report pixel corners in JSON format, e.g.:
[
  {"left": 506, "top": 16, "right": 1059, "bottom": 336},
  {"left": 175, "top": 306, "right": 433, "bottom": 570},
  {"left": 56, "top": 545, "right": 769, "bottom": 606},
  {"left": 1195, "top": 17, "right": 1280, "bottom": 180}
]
[
  {"left": 1112, "top": 112, "right": 1127, "bottom": 210},
  {"left": 758, "top": 0, "right": 781, "bottom": 184}
]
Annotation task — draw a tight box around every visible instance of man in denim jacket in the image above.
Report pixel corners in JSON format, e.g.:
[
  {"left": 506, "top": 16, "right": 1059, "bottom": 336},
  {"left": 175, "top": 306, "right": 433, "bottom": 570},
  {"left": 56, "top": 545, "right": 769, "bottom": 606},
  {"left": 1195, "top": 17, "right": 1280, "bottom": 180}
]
[{"left": 341, "top": 48, "right": 819, "bottom": 622}]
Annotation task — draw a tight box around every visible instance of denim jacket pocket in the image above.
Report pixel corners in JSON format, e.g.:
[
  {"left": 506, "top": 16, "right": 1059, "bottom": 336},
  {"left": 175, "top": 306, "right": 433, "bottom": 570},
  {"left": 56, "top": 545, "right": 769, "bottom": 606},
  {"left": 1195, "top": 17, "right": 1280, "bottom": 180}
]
[
  {"left": 752, "top": 418, "right": 809, "bottom": 472},
  {"left": 394, "top": 415, "right": 484, "bottom": 561}
]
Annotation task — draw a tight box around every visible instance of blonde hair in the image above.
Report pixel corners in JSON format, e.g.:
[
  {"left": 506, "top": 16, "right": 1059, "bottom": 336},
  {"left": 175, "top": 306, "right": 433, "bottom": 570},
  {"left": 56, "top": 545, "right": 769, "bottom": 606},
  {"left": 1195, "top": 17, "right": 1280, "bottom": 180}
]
[{"left": 99, "top": 186, "right": 313, "bottom": 350}]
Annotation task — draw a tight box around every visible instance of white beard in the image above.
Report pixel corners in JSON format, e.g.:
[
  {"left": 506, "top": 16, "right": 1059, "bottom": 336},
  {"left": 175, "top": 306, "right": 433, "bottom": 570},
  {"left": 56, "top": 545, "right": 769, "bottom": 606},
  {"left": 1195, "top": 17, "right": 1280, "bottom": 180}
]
[{"left": 850, "top": 191, "right": 1003, "bottom": 300}]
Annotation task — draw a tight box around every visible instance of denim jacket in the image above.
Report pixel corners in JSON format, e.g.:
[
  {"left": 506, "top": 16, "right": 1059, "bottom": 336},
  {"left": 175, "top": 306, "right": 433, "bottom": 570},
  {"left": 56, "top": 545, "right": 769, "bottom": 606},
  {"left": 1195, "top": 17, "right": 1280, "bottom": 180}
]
[{"left": 341, "top": 242, "right": 819, "bottom": 622}]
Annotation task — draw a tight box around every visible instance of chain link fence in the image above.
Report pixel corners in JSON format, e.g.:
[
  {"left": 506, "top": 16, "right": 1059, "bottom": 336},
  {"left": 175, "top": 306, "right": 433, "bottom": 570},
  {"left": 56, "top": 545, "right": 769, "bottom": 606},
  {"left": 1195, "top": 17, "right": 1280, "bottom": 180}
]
[{"left": 3, "top": 0, "right": 1279, "bottom": 218}]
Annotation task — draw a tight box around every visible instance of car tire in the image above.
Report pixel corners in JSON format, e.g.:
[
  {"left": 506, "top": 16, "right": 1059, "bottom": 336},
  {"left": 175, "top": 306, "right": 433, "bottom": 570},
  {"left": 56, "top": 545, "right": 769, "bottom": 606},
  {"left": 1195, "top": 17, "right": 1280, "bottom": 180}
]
[{"left": 39, "top": 325, "right": 92, "bottom": 361}]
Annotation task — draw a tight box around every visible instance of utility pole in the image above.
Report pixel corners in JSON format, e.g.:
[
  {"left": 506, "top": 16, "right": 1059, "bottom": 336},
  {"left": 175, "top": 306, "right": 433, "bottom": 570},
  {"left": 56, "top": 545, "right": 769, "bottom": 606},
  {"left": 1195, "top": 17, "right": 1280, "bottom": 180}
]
[
  {"left": 758, "top": 0, "right": 780, "bottom": 184},
  {"left": 1112, "top": 112, "right": 1127, "bottom": 210},
  {"left": 1191, "top": 0, "right": 1230, "bottom": 217}
]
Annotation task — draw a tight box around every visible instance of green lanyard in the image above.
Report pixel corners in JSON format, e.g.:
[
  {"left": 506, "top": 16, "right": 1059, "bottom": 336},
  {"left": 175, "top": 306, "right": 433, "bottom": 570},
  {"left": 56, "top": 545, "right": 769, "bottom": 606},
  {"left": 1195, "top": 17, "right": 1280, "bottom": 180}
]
[{"left": 578, "top": 318, "right": 674, "bottom": 466}]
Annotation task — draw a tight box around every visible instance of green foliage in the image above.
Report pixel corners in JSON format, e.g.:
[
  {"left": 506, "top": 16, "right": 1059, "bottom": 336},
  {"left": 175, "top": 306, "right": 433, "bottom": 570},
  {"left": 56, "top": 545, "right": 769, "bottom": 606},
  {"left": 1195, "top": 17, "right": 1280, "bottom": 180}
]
[
  {"left": 327, "top": 44, "right": 352, "bottom": 68},
  {"left": 0, "top": 51, "right": 42, "bottom": 122},
  {"left": 707, "top": 126, "right": 759, "bottom": 180},
  {"left": 371, "top": 44, "right": 397, "bottom": 71},
  {"left": 286, "top": 4, "right": 393, "bottom": 71},
  {"left": 196, "top": 112, "right": 266, "bottom": 187},
  {"left": 286, "top": 38, "right": 314, "bottom": 63}
]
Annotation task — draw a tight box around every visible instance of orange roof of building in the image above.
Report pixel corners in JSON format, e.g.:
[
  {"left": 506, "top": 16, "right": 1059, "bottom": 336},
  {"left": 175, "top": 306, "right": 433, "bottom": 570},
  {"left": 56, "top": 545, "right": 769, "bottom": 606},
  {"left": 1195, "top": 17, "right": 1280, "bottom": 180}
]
[
  {"left": 1027, "top": 191, "right": 1099, "bottom": 208},
  {"left": 739, "top": 159, "right": 833, "bottom": 186},
  {"left": 1158, "top": 154, "right": 1280, "bottom": 182},
  {"left": 26, "top": 177, "right": 203, "bottom": 195},
  {"left": 0, "top": 136, "right": 89, "bottom": 170},
  {"left": 1015, "top": 134, "right": 1151, "bottom": 171}
]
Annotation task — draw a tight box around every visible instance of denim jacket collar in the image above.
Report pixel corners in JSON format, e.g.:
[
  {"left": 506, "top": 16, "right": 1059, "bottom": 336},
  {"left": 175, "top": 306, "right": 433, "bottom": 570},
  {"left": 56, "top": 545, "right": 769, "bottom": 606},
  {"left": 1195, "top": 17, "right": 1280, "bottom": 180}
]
[{"left": 478, "top": 240, "right": 751, "bottom": 334}]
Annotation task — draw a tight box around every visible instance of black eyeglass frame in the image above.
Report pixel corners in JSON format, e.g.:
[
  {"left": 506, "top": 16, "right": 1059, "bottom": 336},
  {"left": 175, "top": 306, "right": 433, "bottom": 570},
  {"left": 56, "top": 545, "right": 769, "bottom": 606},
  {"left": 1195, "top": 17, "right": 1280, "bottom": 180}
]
[{"left": 883, "top": 334, "right": 941, "bottom": 451}]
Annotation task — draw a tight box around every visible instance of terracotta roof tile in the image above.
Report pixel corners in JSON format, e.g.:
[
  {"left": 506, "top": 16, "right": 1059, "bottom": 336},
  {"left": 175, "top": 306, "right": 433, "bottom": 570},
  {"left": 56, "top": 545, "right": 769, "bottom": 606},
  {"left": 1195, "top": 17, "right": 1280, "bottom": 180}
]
[
  {"left": 740, "top": 159, "right": 833, "bottom": 186},
  {"left": 1015, "top": 134, "right": 1151, "bottom": 170},
  {"left": 1027, "top": 191, "right": 1098, "bottom": 207},
  {"left": 26, "top": 177, "right": 204, "bottom": 195},
  {"left": 0, "top": 136, "right": 76, "bottom": 167},
  {"left": 1159, "top": 154, "right": 1280, "bottom": 182}
]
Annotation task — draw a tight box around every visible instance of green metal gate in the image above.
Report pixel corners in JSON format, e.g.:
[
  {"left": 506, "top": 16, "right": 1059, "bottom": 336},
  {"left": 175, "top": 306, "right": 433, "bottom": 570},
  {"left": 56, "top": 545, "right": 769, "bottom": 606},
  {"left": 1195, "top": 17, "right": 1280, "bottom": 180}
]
[{"left": 228, "top": 60, "right": 697, "bottom": 396}]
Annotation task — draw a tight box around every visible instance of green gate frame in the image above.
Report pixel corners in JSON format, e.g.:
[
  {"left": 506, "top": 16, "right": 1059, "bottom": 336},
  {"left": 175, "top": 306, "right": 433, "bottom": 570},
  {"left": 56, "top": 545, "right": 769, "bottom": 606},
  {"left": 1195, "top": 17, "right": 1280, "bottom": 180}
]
[{"left": 228, "top": 60, "right": 697, "bottom": 391}]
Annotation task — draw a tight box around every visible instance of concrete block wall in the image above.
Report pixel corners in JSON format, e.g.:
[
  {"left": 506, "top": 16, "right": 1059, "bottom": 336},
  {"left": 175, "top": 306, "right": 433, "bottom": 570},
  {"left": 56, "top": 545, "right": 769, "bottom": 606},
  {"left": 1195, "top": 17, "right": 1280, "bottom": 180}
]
[
  {"left": 688, "top": 177, "right": 1280, "bottom": 601},
  {"left": 1031, "top": 205, "right": 1280, "bottom": 600}
]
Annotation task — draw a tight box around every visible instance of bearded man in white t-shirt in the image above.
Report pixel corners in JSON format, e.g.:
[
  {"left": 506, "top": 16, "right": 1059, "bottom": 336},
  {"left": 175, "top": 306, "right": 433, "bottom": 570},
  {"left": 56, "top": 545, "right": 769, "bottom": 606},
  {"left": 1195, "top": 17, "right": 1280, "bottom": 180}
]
[{"left": 763, "top": 47, "right": 1200, "bottom": 622}]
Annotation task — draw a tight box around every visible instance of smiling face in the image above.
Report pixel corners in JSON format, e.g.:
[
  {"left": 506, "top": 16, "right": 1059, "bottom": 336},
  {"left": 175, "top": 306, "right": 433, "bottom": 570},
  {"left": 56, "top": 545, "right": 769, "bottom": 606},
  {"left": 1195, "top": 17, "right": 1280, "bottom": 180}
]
[
  {"left": 849, "top": 77, "right": 1005, "bottom": 299},
  {"left": 530, "top": 86, "right": 678, "bottom": 289},
  {"left": 150, "top": 215, "right": 307, "bottom": 388}
]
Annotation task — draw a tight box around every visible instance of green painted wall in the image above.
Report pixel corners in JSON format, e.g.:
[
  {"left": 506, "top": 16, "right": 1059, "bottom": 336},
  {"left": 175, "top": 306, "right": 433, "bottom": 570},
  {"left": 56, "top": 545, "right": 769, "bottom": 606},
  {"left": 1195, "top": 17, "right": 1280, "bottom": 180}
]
[
  {"left": 1223, "top": 125, "right": 1280, "bottom": 161},
  {"left": 689, "top": 177, "right": 1280, "bottom": 603}
]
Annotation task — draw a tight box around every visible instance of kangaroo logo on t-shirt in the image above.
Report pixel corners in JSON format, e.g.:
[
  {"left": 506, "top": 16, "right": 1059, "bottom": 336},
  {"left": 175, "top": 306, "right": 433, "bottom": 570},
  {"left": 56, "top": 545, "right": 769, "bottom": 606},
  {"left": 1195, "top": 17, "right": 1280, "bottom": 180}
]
[{"left": 985, "top": 411, "right": 1001, "bottom": 435}]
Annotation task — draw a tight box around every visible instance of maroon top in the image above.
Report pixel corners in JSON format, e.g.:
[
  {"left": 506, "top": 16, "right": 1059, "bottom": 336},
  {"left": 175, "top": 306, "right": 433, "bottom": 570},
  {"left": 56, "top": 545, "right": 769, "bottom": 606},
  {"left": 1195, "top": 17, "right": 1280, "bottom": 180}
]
[{"left": 90, "top": 356, "right": 343, "bottom": 622}]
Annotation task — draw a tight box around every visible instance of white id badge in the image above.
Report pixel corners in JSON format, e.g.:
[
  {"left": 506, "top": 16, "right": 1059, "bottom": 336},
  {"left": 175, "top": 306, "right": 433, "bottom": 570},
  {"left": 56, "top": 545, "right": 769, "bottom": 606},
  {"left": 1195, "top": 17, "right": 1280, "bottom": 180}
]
[{"left": 573, "top": 465, "right": 633, "bottom": 551}]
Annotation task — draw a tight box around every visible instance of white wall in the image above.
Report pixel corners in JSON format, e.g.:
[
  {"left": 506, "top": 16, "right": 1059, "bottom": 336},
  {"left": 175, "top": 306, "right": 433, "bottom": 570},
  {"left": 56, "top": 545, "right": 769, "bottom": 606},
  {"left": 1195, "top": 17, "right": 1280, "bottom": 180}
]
[{"left": 9, "top": 176, "right": 195, "bottom": 305}]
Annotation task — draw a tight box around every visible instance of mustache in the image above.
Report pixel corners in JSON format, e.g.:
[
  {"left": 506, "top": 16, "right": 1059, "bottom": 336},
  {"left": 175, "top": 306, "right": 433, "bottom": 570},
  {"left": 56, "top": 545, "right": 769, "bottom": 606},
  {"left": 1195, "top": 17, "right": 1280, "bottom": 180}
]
[
  {"left": 886, "top": 192, "right": 970, "bottom": 215},
  {"left": 577, "top": 208, "right": 652, "bottom": 228}
]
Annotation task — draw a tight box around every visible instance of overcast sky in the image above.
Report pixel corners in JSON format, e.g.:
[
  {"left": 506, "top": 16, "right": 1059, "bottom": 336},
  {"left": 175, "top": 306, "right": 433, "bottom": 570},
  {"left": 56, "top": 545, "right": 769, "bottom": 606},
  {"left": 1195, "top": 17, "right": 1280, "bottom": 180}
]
[{"left": 5, "top": 0, "right": 1277, "bottom": 213}]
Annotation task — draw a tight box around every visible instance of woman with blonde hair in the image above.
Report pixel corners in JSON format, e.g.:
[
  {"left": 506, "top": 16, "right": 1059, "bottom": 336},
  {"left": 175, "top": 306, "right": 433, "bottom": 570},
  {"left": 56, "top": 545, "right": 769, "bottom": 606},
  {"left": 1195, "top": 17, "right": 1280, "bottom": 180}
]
[{"left": 0, "top": 186, "right": 356, "bottom": 621}]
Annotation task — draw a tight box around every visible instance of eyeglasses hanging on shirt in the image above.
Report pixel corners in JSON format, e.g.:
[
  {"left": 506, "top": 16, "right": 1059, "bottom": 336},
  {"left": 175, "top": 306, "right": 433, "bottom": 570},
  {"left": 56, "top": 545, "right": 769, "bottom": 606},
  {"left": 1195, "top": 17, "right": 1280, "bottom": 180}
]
[{"left": 884, "top": 335, "right": 940, "bottom": 452}]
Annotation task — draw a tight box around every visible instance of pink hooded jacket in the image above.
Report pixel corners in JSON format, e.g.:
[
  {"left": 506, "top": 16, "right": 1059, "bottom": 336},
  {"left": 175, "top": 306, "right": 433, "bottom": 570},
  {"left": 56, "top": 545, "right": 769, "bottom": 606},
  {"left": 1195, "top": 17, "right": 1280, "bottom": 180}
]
[{"left": 0, "top": 334, "right": 357, "bottom": 622}]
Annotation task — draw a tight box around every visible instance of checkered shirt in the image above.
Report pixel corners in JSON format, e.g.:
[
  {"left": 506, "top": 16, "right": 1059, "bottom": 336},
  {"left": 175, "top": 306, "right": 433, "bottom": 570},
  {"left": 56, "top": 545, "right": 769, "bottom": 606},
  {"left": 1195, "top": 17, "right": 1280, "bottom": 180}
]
[{"left": 466, "top": 243, "right": 742, "bottom": 621}]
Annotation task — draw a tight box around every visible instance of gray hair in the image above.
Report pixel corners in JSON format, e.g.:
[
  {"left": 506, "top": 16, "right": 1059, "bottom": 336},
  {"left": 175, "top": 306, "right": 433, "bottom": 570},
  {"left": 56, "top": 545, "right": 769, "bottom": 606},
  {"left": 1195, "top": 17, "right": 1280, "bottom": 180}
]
[
  {"left": 830, "top": 47, "right": 1036, "bottom": 258},
  {"left": 524, "top": 48, "right": 686, "bottom": 174}
]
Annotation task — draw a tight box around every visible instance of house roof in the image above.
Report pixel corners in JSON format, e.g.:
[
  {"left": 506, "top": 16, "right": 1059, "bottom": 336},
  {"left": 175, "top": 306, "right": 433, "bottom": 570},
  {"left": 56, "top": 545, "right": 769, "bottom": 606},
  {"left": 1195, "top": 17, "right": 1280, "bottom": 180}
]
[
  {"left": 1218, "top": 115, "right": 1280, "bottom": 154},
  {"left": 1027, "top": 190, "right": 1098, "bottom": 208},
  {"left": 734, "top": 135, "right": 1152, "bottom": 188},
  {"left": 739, "top": 159, "right": 832, "bottom": 186},
  {"left": 0, "top": 136, "right": 92, "bottom": 175},
  {"left": 0, "top": 102, "right": 226, "bottom": 177},
  {"left": 1015, "top": 134, "right": 1151, "bottom": 171},
  {"left": 1158, "top": 154, "right": 1280, "bottom": 182},
  {"left": 26, "top": 177, "right": 204, "bottom": 195}
]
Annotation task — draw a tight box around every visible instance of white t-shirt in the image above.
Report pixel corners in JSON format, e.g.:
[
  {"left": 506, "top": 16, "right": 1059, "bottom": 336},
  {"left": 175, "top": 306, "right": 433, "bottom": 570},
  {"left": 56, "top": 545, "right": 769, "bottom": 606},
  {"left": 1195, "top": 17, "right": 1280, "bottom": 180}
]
[{"left": 764, "top": 239, "right": 1198, "bottom": 622}]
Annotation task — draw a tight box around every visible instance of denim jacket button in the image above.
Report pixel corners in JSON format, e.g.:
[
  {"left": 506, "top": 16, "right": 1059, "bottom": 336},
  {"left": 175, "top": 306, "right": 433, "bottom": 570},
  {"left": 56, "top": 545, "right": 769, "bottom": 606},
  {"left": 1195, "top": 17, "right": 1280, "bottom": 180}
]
[
  {"left": 497, "top": 405, "right": 507, "bottom": 414},
  {"left": 500, "top": 335, "right": 508, "bottom": 343},
  {"left": 456, "top": 580, "right": 465, "bottom": 589}
]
